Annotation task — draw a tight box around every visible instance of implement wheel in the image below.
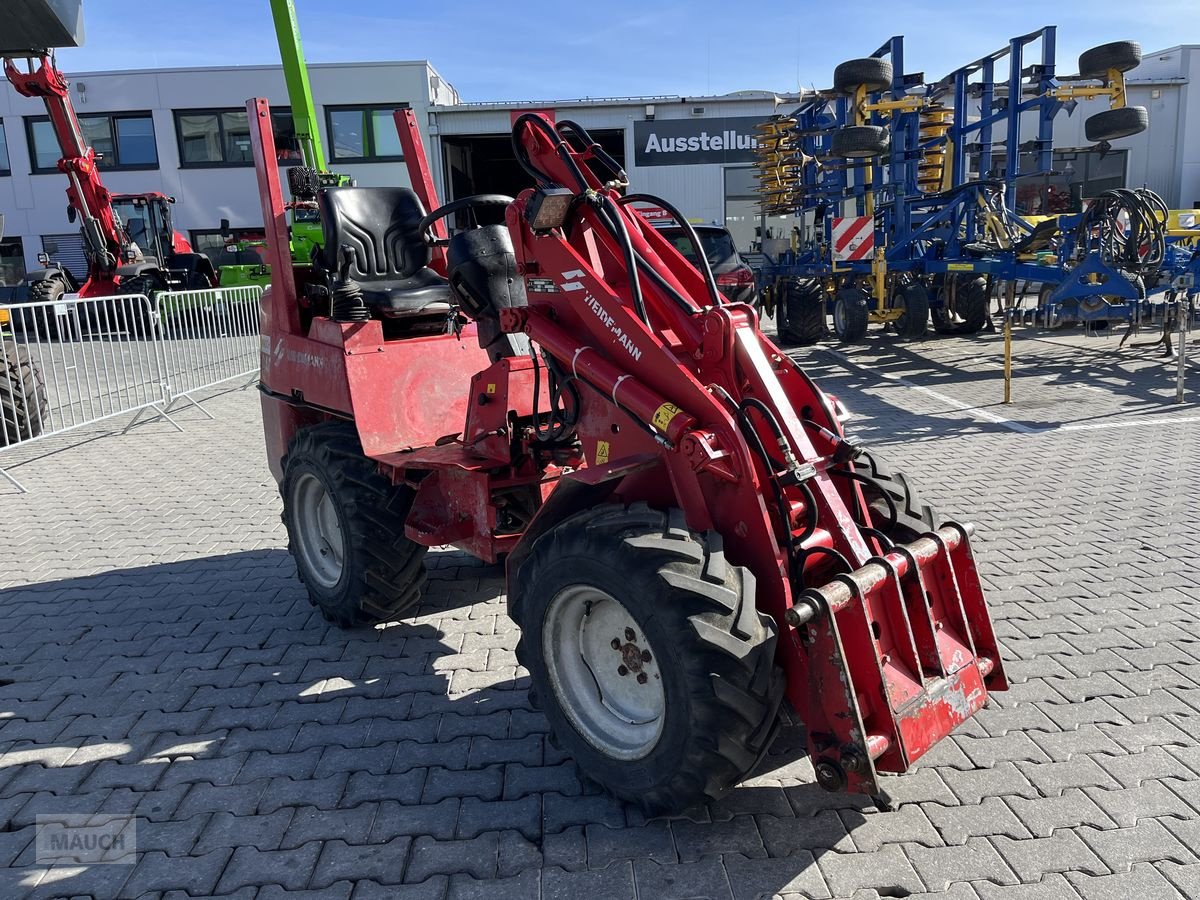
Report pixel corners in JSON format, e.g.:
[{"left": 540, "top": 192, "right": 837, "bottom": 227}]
[
  {"left": 1079, "top": 41, "right": 1141, "bottom": 79},
  {"left": 780, "top": 278, "right": 826, "bottom": 346},
  {"left": 893, "top": 282, "right": 929, "bottom": 339},
  {"left": 932, "top": 276, "right": 988, "bottom": 335},
  {"left": 1085, "top": 106, "right": 1148, "bottom": 142},
  {"left": 832, "top": 288, "right": 870, "bottom": 343},
  {"left": 282, "top": 423, "right": 428, "bottom": 627},
  {"left": 834, "top": 58, "right": 893, "bottom": 95},
  {"left": 830, "top": 125, "right": 889, "bottom": 159},
  {"left": 0, "top": 341, "right": 48, "bottom": 444},
  {"left": 513, "top": 503, "right": 784, "bottom": 815}
]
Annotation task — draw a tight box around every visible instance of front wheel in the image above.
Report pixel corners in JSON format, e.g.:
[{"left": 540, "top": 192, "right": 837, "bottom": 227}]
[
  {"left": 512, "top": 503, "right": 784, "bottom": 815},
  {"left": 281, "top": 423, "right": 428, "bottom": 627}
]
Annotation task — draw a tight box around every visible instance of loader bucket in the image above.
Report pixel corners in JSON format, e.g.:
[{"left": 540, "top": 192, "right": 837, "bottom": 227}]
[
  {"left": 790, "top": 523, "right": 1006, "bottom": 798},
  {"left": 0, "top": 0, "right": 85, "bottom": 56}
]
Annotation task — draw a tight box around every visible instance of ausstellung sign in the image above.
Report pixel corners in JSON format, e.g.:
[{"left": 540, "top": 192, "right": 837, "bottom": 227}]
[{"left": 634, "top": 117, "right": 762, "bottom": 167}]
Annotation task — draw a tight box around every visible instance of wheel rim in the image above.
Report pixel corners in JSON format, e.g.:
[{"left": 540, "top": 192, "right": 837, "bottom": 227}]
[
  {"left": 543, "top": 584, "right": 666, "bottom": 760},
  {"left": 292, "top": 471, "right": 345, "bottom": 589},
  {"left": 833, "top": 298, "right": 848, "bottom": 334}
]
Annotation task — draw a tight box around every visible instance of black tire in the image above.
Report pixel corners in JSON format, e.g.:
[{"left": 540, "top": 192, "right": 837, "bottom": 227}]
[
  {"left": 282, "top": 423, "right": 428, "bottom": 627},
  {"left": 22, "top": 276, "right": 67, "bottom": 341},
  {"left": 1079, "top": 41, "right": 1141, "bottom": 79},
  {"left": 1085, "top": 106, "right": 1148, "bottom": 143},
  {"left": 832, "top": 287, "right": 870, "bottom": 342},
  {"left": 833, "top": 58, "right": 893, "bottom": 95},
  {"left": 932, "top": 276, "right": 988, "bottom": 335},
  {"left": 853, "top": 450, "right": 939, "bottom": 542},
  {"left": 512, "top": 503, "right": 785, "bottom": 815},
  {"left": 0, "top": 341, "right": 48, "bottom": 444},
  {"left": 893, "top": 282, "right": 929, "bottom": 338},
  {"left": 780, "top": 279, "right": 826, "bottom": 345},
  {"left": 830, "top": 125, "right": 889, "bottom": 159},
  {"left": 288, "top": 166, "right": 321, "bottom": 200},
  {"left": 118, "top": 273, "right": 164, "bottom": 339}
]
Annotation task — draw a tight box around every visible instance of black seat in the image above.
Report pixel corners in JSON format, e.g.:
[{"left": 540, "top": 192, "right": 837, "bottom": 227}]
[{"left": 317, "top": 187, "right": 451, "bottom": 318}]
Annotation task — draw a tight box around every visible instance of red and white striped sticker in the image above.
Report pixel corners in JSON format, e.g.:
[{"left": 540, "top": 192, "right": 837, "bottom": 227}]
[{"left": 831, "top": 216, "right": 875, "bottom": 262}]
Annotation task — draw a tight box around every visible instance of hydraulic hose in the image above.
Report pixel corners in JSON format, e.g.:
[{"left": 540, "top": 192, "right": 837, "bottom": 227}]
[{"left": 618, "top": 193, "right": 724, "bottom": 309}]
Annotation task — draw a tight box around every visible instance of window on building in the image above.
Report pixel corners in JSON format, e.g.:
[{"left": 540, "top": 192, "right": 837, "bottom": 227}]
[
  {"left": 0, "top": 122, "right": 10, "bottom": 175},
  {"left": 175, "top": 109, "right": 298, "bottom": 167},
  {"left": 26, "top": 112, "right": 158, "bottom": 172},
  {"left": 326, "top": 105, "right": 407, "bottom": 162},
  {"left": 0, "top": 238, "right": 25, "bottom": 286}
]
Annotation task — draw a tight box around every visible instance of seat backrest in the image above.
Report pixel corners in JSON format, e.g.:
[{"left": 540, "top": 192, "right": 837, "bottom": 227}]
[{"left": 317, "top": 187, "right": 431, "bottom": 281}]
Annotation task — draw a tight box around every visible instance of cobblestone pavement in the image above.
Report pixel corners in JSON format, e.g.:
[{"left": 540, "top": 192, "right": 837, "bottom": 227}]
[{"left": 2, "top": 325, "right": 1200, "bottom": 899}]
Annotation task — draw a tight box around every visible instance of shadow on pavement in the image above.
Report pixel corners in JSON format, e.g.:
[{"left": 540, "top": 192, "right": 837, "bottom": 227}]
[{"left": 0, "top": 549, "right": 897, "bottom": 899}]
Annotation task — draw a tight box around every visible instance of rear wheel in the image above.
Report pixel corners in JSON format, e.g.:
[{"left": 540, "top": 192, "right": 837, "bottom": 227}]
[
  {"left": 893, "top": 282, "right": 929, "bottom": 338},
  {"left": 513, "top": 503, "right": 784, "bottom": 815},
  {"left": 0, "top": 341, "right": 48, "bottom": 444},
  {"left": 282, "top": 423, "right": 428, "bottom": 627},
  {"left": 832, "top": 287, "right": 870, "bottom": 342},
  {"left": 780, "top": 279, "right": 826, "bottom": 345},
  {"left": 932, "top": 276, "right": 989, "bottom": 335},
  {"left": 1079, "top": 41, "right": 1142, "bottom": 79}
]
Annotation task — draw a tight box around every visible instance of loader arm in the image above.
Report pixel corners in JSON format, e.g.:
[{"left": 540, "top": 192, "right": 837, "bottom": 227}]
[{"left": 3, "top": 55, "right": 126, "bottom": 285}]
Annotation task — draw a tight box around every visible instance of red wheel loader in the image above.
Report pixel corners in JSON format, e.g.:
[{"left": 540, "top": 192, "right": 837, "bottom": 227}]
[{"left": 247, "top": 98, "right": 1006, "bottom": 814}]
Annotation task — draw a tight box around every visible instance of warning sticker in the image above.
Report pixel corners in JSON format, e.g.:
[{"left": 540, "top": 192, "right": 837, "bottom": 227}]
[
  {"left": 652, "top": 403, "right": 683, "bottom": 433},
  {"left": 595, "top": 440, "right": 610, "bottom": 464},
  {"left": 486, "top": 383, "right": 497, "bottom": 395},
  {"left": 946, "top": 263, "right": 976, "bottom": 272}
]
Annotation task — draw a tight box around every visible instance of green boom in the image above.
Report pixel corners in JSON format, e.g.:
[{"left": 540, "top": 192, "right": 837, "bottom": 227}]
[{"left": 269, "top": 0, "right": 326, "bottom": 173}]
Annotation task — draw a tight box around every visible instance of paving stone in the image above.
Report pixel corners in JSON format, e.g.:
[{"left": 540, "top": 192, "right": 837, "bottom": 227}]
[
  {"left": 816, "top": 845, "right": 924, "bottom": 897},
  {"left": 673, "top": 815, "right": 766, "bottom": 863},
  {"left": 311, "top": 837, "right": 411, "bottom": 889},
  {"left": 1065, "top": 862, "right": 1183, "bottom": 900},
  {"left": 587, "top": 821, "right": 677, "bottom": 868},
  {"left": 991, "top": 831, "right": 1108, "bottom": 881},
  {"left": 542, "top": 863, "right": 636, "bottom": 900},
  {"left": 351, "top": 876, "right": 449, "bottom": 899},
  {"left": 216, "top": 841, "right": 323, "bottom": 892},
  {"left": 193, "top": 808, "right": 295, "bottom": 853},
  {"left": 1078, "top": 818, "right": 1197, "bottom": 872},
  {"left": 444, "top": 869, "right": 536, "bottom": 900},
  {"left": 973, "top": 875, "right": 1084, "bottom": 900},
  {"left": 757, "top": 809, "right": 854, "bottom": 856},
  {"left": 923, "top": 796, "right": 1030, "bottom": 845},
  {"left": 457, "top": 795, "right": 541, "bottom": 841},
  {"left": 406, "top": 833, "right": 500, "bottom": 883},
  {"left": 124, "top": 849, "right": 233, "bottom": 897},
  {"left": 1003, "top": 788, "right": 1114, "bottom": 838},
  {"left": 905, "top": 838, "right": 1020, "bottom": 891},
  {"left": 281, "top": 801, "right": 379, "bottom": 849},
  {"left": 371, "top": 799, "right": 461, "bottom": 842},
  {"left": 629, "top": 857, "right": 733, "bottom": 900}
]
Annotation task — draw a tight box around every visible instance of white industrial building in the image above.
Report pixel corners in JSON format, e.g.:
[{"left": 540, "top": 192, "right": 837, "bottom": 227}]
[{"left": 0, "top": 44, "right": 1197, "bottom": 287}]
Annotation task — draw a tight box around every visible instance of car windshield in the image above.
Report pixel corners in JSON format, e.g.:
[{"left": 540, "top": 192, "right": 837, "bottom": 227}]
[{"left": 662, "top": 228, "right": 737, "bottom": 267}]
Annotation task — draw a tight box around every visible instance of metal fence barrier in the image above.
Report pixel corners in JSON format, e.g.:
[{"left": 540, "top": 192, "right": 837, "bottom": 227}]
[
  {"left": 0, "top": 285, "right": 263, "bottom": 492},
  {"left": 156, "top": 285, "right": 262, "bottom": 415}
]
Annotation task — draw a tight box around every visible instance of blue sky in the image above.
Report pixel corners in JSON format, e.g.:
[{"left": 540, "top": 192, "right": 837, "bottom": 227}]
[{"left": 67, "top": 0, "right": 1193, "bottom": 100}]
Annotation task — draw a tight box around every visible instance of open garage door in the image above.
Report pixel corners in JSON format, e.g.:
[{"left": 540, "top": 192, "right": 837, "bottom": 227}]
[{"left": 442, "top": 129, "right": 626, "bottom": 206}]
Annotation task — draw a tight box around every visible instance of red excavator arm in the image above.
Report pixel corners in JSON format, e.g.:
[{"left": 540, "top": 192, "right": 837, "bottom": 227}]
[{"left": 4, "top": 54, "right": 129, "bottom": 295}]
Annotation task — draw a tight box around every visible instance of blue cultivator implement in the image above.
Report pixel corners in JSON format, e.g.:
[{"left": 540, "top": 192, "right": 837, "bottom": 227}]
[{"left": 755, "top": 27, "right": 1163, "bottom": 346}]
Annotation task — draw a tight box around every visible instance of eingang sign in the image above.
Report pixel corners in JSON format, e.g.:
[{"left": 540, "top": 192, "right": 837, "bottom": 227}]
[{"left": 634, "top": 116, "right": 763, "bottom": 167}]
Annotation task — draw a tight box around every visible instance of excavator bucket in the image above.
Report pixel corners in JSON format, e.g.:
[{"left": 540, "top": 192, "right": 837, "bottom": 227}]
[
  {"left": 792, "top": 523, "right": 1006, "bottom": 797},
  {"left": 0, "top": 0, "right": 85, "bottom": 55}
]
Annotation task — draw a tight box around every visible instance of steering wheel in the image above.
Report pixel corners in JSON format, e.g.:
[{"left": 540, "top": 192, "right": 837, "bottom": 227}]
[{"left": 419, "top": 194, "right": 514, "bottom": 246}]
